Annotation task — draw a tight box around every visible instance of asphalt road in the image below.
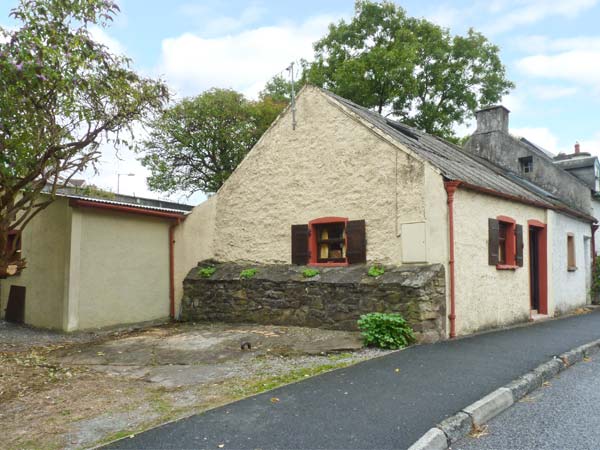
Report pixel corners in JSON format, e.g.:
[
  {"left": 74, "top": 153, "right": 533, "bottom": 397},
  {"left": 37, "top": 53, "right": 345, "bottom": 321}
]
[
  {"left": 455, "top": 349, "right": 600, "bottom": 450},
  {"left": 105, "top": 311, "right": 600, "bottom": 450}
]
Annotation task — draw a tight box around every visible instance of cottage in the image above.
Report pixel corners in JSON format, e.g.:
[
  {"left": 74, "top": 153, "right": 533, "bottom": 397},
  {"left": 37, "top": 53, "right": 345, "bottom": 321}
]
[
  {"left": 0, "top": 189, "right": 190, "bottom": 331},
  {"left": 176, "top": 85, "right": 597, "bottom": 338}
]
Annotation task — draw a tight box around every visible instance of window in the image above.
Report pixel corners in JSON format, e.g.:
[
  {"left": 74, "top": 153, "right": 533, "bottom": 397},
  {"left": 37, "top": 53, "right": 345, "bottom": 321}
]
[
  {"left": 291, "top": 218, "right": 366, "bottom": 266},
  {"left": 6, "top": 230, "right": 21, "bottom": 261},
  {"left": 567, "top": 233, "right": 576, "bottom": 271},
  {"left": 519, "top": 156, "right": 533, "bottom": 174},
  {"left": 489, "top": 216, "right": 523, "bottom": 269}
]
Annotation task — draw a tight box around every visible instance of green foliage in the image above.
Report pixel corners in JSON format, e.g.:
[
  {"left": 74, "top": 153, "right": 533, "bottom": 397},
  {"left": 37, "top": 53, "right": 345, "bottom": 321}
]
[
  {"left": 0, "top": 0, "right": 168, "bottom": 274},
  {"left": 240, "top": 268, "right": 258, "bottom": 279},
  {"left": 591, "top": 258, "right": 600, "bottom": 300},
  {"left": 368, "top": 265, "right": 385, "bottom": 277},
  {"left": 139, "top": 88, "right": 286, "bottom": 194},
  {"left": 302, "top": 268, "right": 320, "bottom": 278},
  {"left": 357, "top": 313, "right": 415, "bottom": 349},
  {"left": 305, "top": 0, "right": 514, "bottom": 139},
  {"left": 75, "top": 185, "right": 115, "bottom": 200},
  {"left": 197, "top": 266, "right": 217, "bottom": 278},
  {"left": 259, "top": 61, "right": 309, "bottom": 103}
]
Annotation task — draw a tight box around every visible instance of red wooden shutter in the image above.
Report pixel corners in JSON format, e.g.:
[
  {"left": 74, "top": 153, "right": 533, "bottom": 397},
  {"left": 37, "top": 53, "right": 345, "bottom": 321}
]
[
  {"left": 488, "top": 218, "right": 500, "bottom": 265},
  {"left": 346, "top": 220, "right": 366, "bottom": 264},
  {"left": 515, "top": 224, "right": 524, "bottom": 267},
  {"left": 291, "top": 224, "right": 309, "bottom": 265}
]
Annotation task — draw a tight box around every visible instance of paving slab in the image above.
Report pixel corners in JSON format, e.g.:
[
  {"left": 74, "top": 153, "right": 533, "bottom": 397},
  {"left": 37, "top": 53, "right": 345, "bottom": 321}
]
[{"left": 104, "top": 310, "right": 600, "bottom": 450}]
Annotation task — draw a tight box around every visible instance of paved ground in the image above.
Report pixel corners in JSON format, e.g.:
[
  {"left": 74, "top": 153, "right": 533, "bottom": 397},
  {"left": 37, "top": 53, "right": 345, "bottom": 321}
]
[
  {"left": 456, "top": 352, "right": 600, "bottom": 450},
  {"left": 105, "top": 310, "right": 600, "bottom": 450}
]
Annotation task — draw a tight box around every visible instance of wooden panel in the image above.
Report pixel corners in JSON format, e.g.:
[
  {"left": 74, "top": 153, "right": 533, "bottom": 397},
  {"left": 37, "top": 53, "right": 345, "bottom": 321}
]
[
  {"left": 488, "top": 218, "right": 500, "bottom": 265},
  {"left": 5, "top": 285, "right": 25, "bottom": 324},
  {"left": 291, "top": 224, "right": 310, "bottom": 265},
  {"left": 346, "top": 220, "right": 366, "bottom": 264},
  {"left": 515, "top": 224, "right": 524, "bottom": 267}
]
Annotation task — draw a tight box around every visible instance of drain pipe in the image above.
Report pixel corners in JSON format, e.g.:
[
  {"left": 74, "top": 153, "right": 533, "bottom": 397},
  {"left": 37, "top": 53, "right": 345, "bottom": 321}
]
[
  {"left": 169, "top": 218, "right": 184, "bottom": 319},
  {"left": 444, "top": 181, "right": 461, "bottom": 338}
]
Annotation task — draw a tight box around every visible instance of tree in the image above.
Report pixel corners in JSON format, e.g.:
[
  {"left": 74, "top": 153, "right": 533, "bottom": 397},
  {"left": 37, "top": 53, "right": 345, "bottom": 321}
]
[
  {"left": 0, "top": 0, "right": 169, "bottom": 277},
  {"left": 259, "top": 60, "right": 309, "bottom": 103},
  {"left": 306, "top": 0, "right": 514, "bottom": 139},
  {"left": 139, "top": 89, "right": 284, "bottom": 195}
]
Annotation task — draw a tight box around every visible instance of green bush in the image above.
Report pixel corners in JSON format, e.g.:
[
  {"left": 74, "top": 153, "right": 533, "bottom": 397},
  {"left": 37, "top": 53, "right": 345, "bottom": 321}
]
[
  {"left": 240, "top": 268, "right": 258, "bottom": 279},
  {"left": 357, "top": 313, "right": 415, "bottom": 349},
  {"left": 302, "top": 268, "right": 320, "bottom": 278},
  {"left": 368, "top": 265, "right": 385, "bottom": 277},
  {"left": 591, "top": 258, "right": 600, "bottom": 301},
  {"left": 197, "top": 266, "right": 216, "bottom": 278}
]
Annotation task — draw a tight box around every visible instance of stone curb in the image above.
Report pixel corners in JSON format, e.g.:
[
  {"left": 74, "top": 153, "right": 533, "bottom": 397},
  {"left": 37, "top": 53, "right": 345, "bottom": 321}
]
[{"left": 407, "top": 338, "right": 600, "bottom": 450}]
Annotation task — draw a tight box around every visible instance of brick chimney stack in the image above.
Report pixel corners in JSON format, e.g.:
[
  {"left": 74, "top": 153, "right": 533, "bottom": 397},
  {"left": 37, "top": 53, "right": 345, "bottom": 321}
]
[{"left": 575, "top": 142, "right": 581, "bottom": 154}]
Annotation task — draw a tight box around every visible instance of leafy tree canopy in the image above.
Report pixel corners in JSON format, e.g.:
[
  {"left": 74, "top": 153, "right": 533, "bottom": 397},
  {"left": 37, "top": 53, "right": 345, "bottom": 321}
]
[
  {"left": 139, "top": 89, "right": 285, "bottom": 195},
  {"left": 0, "top": 0, "right": 169, "bottom": 276}
]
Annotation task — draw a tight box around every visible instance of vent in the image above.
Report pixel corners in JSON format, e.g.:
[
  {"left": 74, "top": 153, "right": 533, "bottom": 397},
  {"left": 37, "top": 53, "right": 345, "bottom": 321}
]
[{"left": 386, "top": 119, "right": 419, "bottom": 141}]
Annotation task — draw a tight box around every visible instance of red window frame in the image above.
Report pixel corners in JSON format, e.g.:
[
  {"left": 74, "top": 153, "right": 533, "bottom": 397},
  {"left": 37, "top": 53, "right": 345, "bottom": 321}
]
[
  {"left": 496, "top": 215, "right": 517, "bottom": 270},
  {"left": 308, "top": 217, "right": 349, "bottom": 267}
]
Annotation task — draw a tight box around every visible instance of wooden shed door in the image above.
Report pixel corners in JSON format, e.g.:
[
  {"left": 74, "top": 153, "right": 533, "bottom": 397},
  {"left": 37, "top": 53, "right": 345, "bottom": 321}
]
[{"left": 5, "top": 285, "right": 26, "bottom": 324}]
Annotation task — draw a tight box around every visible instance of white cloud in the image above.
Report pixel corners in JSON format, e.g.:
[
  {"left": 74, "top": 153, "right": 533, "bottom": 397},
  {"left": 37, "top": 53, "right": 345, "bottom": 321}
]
[
  {"left": 517, "top": 50, "right": 600, "bottom": 91},
  {"left": 483, "top": 0, "right": 597, "bottom": 34},
  {"left": 89, "top": 25, "right": 126, "bottom": 55},
  {"left": 511, "top": 127, "right": 559, "bottom": 153},
  {"left": 191, "top": 3, "right": 267, "bottom": 36},
  {"left": 512, "top": 34, "right": 600, "bottom": 53},
  {"left": 531, "top": 85, "right": 578, "bottom": 100},
  {"left": 157, "top": 15, "right": 335, "bottom": 98}
]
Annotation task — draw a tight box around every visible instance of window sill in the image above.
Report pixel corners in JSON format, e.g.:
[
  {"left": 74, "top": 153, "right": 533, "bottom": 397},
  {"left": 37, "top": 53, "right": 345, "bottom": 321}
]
[
  {"left": 309, "top": 262, "right": 349, "bottom": 267},
  {"left": 568, "top": 266, "right": 578, "bottom": 272},
  {"left": 496, "top": 264, "right": 518, "bottom": 270}
]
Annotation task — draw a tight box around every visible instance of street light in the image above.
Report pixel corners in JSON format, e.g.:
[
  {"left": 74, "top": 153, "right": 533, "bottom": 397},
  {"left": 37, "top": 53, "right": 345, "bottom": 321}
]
[{"left": 117, "top": 173, "right": 135, "bottom": 194}]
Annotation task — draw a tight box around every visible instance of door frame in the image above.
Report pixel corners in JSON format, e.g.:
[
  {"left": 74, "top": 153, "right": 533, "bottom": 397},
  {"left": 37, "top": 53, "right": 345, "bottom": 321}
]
[{"left": 528, "top": 220, "right": 548, "bottom": 315}]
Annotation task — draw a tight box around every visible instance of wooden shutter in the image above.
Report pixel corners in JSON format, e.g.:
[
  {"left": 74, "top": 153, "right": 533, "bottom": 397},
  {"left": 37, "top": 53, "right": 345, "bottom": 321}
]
[
  {"left": 515, "top": 224, "right": 524, "bottom": 267},
  {"left": 488, "top": 218, "right": 500, "bottom": 265},
  {"left": 346, "top": 220, "right": 366, "bottom": 264},
  {"left": 291, "top": 224, "right": 309, "bottom": 265}
]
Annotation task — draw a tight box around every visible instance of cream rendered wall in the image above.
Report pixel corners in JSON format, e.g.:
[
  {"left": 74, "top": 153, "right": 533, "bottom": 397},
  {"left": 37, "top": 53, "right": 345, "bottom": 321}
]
[
  {"left": 0, "top": 198, "right": 70, "bottom": 329},
  {"left": 173, "top": 195, "right": 217, "bottom": 315},
  {"left": 453, "top": 189, "right": 546, "bottom": 335},
  {"left": 73, "top": 208, "right": 171, "bottom": 329},
  {"left": 548, "top": 210, "right": 591, "bottom": 314},
  {"left": 212, "top": 86, "right": 434, "bottom": 265}
]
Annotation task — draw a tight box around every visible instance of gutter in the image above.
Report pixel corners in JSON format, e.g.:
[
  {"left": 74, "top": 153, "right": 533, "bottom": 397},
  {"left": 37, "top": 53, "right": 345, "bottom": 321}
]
[
  {"left": 69, "top": 198, "right": 186, "bottom": 319},
  {"left": 444, "top": 181, "right": 461, "bottom": 339}
]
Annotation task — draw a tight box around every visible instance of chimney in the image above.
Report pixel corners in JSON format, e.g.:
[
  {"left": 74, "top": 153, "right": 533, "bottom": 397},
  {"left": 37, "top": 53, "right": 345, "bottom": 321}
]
[
  {"left": 574, "top": 141, "right": 580, "bottom": 154},
  {"left": 475, "top": 105, "right": 510, "bottom": 134}
]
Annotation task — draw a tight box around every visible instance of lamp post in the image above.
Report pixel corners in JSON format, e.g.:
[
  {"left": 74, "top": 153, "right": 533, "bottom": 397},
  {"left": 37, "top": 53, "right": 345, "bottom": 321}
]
[{"left": 117, "top": 173, "right": 135, "bottom": 194}]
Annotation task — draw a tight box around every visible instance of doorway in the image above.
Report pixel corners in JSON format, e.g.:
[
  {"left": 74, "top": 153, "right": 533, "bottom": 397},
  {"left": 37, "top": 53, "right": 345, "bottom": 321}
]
[
  {"left": 528, "top": 221, "right": 547, "bottom": 315},
  {"left": 5, "top": 285, "right": 26, "bottom": 324}
]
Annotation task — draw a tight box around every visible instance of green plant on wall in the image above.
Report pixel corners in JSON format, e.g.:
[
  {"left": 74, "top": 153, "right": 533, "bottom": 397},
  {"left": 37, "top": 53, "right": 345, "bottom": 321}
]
[
  {"left": 368, "top": 265, "right": 385, "bottom": 277},
  {"left": 357, "top": 313, "right": 415, "bottom": 349},
  {"left": 591, "top": 258, "right": 600, "bottom": 303},
  {"left": 198, "top": 266, "right": 216, "bottom": 278},
  {"left": 302, "top": 268, "right": 320, "bottom": 278},
  {"left": 240, "top": 268, "right": 258, "bottom": 279}
]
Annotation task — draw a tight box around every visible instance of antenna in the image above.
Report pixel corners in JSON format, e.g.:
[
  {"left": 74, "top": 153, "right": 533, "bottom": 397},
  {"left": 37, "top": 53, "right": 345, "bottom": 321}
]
[{"left": 287, "top": 62, "right": 297, "bottom": 130}]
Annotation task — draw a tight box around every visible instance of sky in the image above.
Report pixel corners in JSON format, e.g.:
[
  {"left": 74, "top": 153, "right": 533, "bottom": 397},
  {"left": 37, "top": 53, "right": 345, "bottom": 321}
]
[{"left": 2, "top": 0, "right": 600, "bottom": 205}]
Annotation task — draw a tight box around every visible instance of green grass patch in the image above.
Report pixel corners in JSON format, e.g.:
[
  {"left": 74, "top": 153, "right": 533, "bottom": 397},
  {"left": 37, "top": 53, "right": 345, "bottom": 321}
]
[
  {"left": 197, "top": 266, "right": 217, "bottom": 278},
  {"left": 367, "top": 265, "right": 385, "bottom": 277},
  {"left": 302, "top": 268, "right": 320, "bottom": 278},
  {"left": 240, "top": 268, "right": 258, "bottom": 279}
]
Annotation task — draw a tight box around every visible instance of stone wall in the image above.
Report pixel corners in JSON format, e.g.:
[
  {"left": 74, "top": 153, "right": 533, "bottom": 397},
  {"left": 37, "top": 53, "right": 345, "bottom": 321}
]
[{"left": 182, "top": 262, "right": 446, "bottom": 343}]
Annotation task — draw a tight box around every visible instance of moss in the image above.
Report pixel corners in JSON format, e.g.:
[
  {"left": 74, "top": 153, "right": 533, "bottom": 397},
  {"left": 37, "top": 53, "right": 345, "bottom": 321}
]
[
  {"left": 240, "top": 268, "right": 258, "bottom": 279},
  {"left": 197, "top": 266, "right": 217, "bottom": 278},
  {"left": 302, "top": 268, "right": 320, "bottom": 278}
]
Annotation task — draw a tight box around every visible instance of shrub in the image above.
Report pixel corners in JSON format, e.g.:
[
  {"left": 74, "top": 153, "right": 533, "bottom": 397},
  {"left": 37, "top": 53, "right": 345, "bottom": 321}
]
[
  {"left": 240, "top": 268, "right": 258, "bottom": 279},
  {"left": 357, "top": 313, "right": 415, "bottom": 349},
  {"left": 302, "top": 268, "right": 320, "bottom": 278},
  {"left": 197, "top": 266, "right": 216, "bottom": 278},
  {"left": 368, "top": 265, "right": 385, "bottom": 277}
]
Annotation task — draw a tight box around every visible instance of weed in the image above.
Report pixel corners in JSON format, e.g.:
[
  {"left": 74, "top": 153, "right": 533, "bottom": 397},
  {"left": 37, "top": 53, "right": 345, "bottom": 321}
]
[
  {"left": 302, "top": 268, "right": 320, "bottom": 278},
  {"left": 367, "top": 265, "right": 385, "bottom": 277},
  {"left": 357, "top": 313, "right": 415, "bottom": 349},
  {"left": 197, "top": 266, "right": 217, "bottom": 278},
  {"left": 240, "top": 268, "right": 258, "bottom": 279}
]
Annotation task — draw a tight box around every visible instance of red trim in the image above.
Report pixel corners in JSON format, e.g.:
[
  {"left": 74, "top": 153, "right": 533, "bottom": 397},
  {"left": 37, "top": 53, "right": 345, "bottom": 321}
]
[
  {"left": 69, "top": 198, "right": 186, "bottom": 220},
  {"left": 592, "top": 224, "right": 598, "bottom": 265},
  {"left": 444, "top": 181, "right": 461, "bottom": 338},
  {"left": 496, "top": 264, "right": 518, "bottom": 270},
  {"left": 308, "top": 217, "right": 349, "bottom": 266},
  {"left": 528, "top": 220, "right": 548, "bottom": 315},
  {"left": 459, "top": 182, "right": 595, "bottom": 223},
  {"left": 496, "top": 215, "right": 516, "bottom": 224}
]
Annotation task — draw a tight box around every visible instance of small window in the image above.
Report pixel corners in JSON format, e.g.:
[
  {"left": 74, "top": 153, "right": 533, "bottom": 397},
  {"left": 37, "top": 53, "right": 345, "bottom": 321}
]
[
  {"left": 489, "top": 217, "right": 523, "bottom": 269},
  {"left": 519, "top": 156, "right": 533, "bottom": 174},
  {"left": 567, "top": 234, "right": 576, "bottom": 271},
  {"left": 6, "top": 230, "right": 22, "bottom": 261},
  {"left": 315, "top": 222, "right": 346, "bottom": 263}
]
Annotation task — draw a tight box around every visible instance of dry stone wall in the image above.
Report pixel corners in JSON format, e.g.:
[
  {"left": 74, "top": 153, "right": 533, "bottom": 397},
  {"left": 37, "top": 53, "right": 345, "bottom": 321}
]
[{"left": 182, "top": 262, "right": 446, "bottom": 343}]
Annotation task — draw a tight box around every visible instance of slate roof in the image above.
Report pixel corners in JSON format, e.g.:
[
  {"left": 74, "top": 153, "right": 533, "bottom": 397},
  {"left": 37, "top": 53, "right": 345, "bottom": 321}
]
[
  {"left": 321, "top": 88, "right": 594, "bottom": 220},
  {"left": 554, "top": 155, "right": 597, "bottom": 170}
]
